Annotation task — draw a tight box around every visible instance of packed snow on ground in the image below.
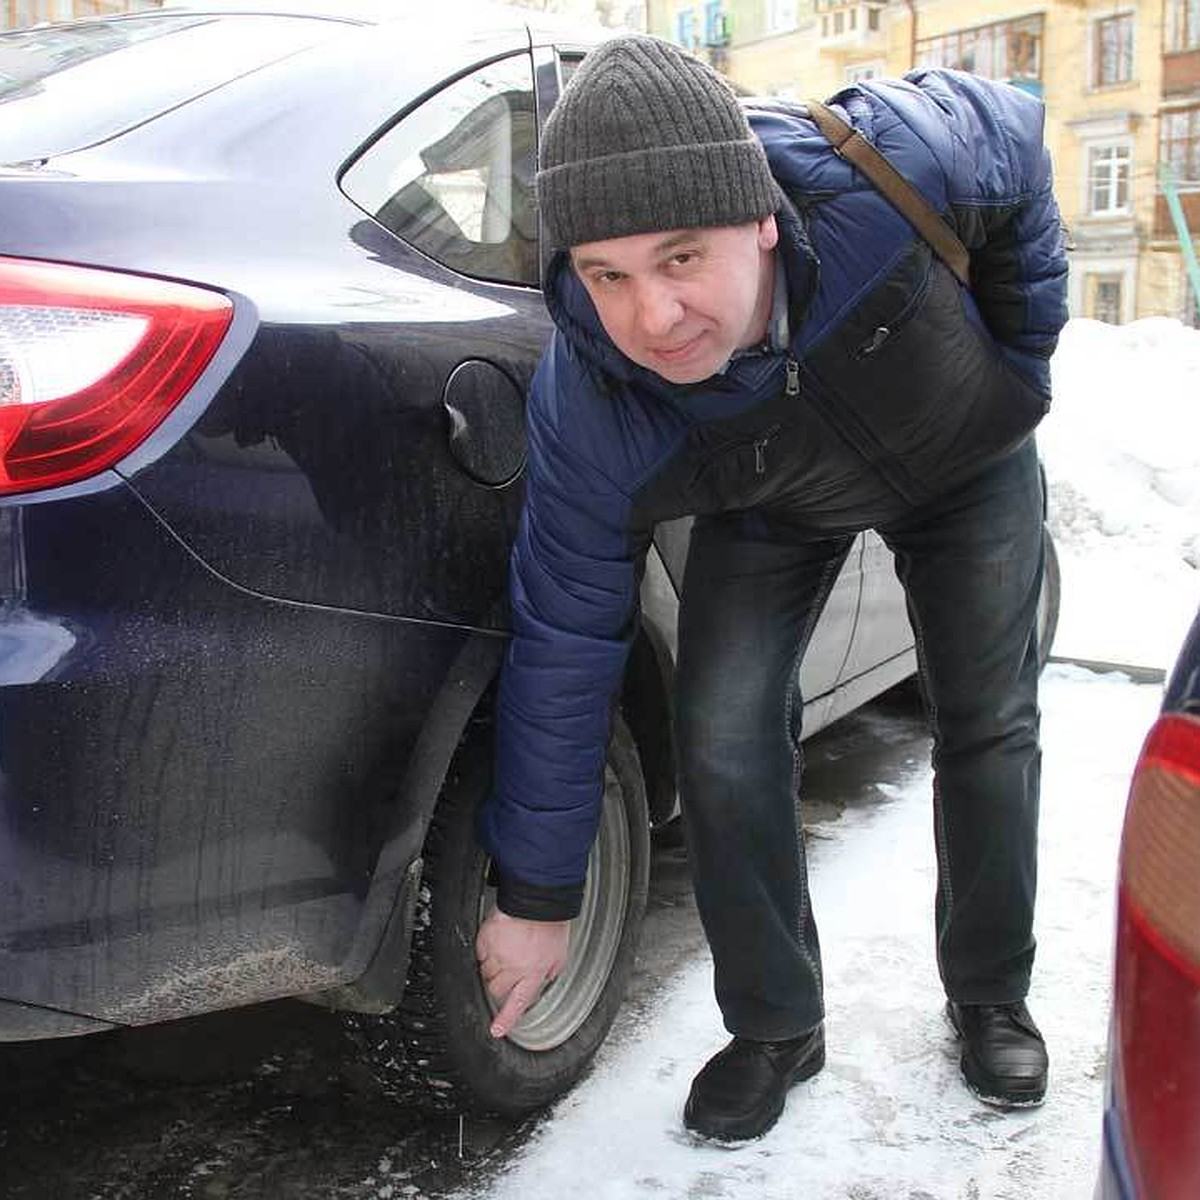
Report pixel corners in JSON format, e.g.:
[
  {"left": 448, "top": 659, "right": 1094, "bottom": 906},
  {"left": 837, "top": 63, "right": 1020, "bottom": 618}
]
[{"left": 441, "top": 319, "right": 1197, "bottom": 1200}]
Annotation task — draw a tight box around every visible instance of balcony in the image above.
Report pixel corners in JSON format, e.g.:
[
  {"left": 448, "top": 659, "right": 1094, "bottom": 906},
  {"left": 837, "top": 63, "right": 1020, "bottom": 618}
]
[
  {"left": 1164, "top": 47, "right": 1200, "bottom": 97},
  {"left": 815, "top": 0, "right": 887, "bottom": 54}
]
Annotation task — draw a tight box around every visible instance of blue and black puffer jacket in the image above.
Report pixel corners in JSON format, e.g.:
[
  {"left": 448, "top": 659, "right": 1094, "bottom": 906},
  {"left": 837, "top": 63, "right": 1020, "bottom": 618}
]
[{"left": 478, "top": 68, "right": 1069, "bottom": 919}]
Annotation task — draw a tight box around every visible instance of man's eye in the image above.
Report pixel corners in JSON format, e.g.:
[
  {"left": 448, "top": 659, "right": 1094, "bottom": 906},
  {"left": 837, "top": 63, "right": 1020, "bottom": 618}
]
[
  {"left": 670, "top": 252, "right": 696, "bottom": 267},
  {"left": 596, "top": 271, "right": 623, "bottom": 285}
]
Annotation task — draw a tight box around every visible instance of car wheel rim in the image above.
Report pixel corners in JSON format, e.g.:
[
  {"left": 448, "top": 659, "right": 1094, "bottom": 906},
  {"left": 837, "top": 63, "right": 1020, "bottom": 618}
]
[{"left": 478, "top": 763, "right": 631, "bottom": 1052}]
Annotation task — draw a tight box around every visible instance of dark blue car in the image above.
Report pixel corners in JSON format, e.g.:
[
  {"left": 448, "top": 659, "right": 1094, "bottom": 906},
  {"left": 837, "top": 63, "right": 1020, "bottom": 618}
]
[{"left": 0, "top": 4, "right": 1059, "bottom": 1114}]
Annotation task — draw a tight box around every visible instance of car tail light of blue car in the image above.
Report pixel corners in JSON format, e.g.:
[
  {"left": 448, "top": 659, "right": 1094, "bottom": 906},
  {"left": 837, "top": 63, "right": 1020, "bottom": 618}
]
[
  {"left": 0, "top": 256, "right": 233, "bottom": 495},
  {"left": 1099, "top": 612, "right": 1200, "bottom": 1200}
]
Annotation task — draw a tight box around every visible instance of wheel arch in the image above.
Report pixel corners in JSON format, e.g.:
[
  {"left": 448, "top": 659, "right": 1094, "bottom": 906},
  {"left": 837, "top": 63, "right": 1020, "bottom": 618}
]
[
  {"left": 317, "top": 543, "right": 679, "bottom": 1013},
  {"left": 310, "top": 630, "right": 506, "bottom": 1014}
]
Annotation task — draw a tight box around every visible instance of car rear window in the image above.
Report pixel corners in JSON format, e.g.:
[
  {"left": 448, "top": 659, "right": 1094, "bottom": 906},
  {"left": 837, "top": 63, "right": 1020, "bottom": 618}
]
[
  {"left": 341, "top": 53, "right": 539, "bottom": 287},
  {"left": 0, "top": 14, "right": 349, "bottom": 163}
]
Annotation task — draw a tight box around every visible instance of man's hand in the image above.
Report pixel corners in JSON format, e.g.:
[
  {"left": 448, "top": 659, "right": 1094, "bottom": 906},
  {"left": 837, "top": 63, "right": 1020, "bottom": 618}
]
[{"left": 476, "top": 909, "right": 571, "bottom": 1039}]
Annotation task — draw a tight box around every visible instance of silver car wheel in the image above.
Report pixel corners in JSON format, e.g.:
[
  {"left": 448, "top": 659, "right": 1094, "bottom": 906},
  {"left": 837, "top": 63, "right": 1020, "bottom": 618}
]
[{"left": 478, "top": 763, "right": 631, "bottom": 1052}]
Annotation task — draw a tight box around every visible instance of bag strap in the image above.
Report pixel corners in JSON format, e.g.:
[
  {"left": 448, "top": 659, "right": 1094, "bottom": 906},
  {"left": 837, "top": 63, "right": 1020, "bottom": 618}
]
[{"left": 806, "top": 98, "right": 971, "bottom": 288}]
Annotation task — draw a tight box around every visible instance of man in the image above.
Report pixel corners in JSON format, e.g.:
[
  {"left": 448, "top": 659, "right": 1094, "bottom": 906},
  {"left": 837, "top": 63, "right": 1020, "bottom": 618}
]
[{"left": 475, "top": 34, "right": 1067, "bottom": 1142}]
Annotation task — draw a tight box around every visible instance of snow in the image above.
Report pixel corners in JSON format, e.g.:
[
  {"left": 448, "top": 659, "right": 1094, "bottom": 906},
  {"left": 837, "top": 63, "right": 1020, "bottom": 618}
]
[
  {"left": 1040, "top": 318, "right": 1200, "bottom": 670},
  {"left": 444, "top": 320, "right": 1199, "bottom": 1199}
]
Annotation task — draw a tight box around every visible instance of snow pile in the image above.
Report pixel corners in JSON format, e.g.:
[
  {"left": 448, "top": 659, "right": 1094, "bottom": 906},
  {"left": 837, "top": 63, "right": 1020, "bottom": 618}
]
[{"left": 1042, "top": 317, "right": 1200, "bottom": 667}]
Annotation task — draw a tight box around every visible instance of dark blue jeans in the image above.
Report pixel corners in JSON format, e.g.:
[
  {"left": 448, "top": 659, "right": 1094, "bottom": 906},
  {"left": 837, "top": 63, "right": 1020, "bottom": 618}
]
[{"left": 674, "top": 440, "right": 1044, "bottom": 1039}]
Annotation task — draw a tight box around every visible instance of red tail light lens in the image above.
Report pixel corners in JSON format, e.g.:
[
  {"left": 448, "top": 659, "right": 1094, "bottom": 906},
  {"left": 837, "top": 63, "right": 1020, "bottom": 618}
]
[
  {"left": 0, "top": 256, "right": 233, "bottom": 496},
  {"left": 1114, "top": 712, "right": 1200, "bottom": 1200}
]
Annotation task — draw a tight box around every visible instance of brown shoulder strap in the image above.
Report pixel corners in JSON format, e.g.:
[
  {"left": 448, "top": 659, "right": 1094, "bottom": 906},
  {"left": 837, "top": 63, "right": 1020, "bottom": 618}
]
[{"left": 806, "top": 98, "right": 971, "bottom": 288}]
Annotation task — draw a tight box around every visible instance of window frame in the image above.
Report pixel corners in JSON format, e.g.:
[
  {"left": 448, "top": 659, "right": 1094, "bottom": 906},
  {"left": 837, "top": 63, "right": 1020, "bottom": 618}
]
[
  {"left": 674, "top": 8, "right": 697, "bottom": 49},
  {"left": 1086, "top": 272, "right": 1125, "bottom": 324},
  {"left": 1160, "top": 104, "right": 1200, "bottom": 193},
  {"left": 765, "top": 0, "right": 798, "bottom": 35},
  {"left": 914, "top": 14, "right": 1044, "bottom": 84},
  {"left": 704, "top": 1, "right": 727, "bottom": 47},
  {"left": 845, "top": 59, "right": 886, "bottom": 84},
  {"left": 1086, "top": 141, "right": 1134, "bottom": 217},
  {"left": 1165, "top": 0, "right": 1200, "bottom": 54},
  {"left": 1092, "top": 11, "right": 1136, "bottom": 90}
]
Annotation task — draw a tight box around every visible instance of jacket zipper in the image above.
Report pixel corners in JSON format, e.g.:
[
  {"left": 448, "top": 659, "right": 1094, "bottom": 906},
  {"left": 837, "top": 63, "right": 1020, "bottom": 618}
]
[
  {"left": 756, "top": 360, "right": 798, "bottom": 474},
  {"left": 689, "top": 358, "right": 798, "bottom": 485},
  {"left": 753, "top": 423, "right": 783, "bottom": 475},
  {"left": 785, "top": 356, "right": 800, "bottom": 397},
  {"left": 857, "top": 326, "right": 892, "bottom": 357}
]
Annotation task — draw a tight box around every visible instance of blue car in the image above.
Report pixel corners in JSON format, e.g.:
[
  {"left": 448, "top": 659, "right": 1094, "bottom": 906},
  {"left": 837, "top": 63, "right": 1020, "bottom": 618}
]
[
  {"left": 0, "top": 4, "right": 1060, "bottom": 1115},
  {"left": 1097, "top": 610, "right": 1200, "bottom": 1199}
]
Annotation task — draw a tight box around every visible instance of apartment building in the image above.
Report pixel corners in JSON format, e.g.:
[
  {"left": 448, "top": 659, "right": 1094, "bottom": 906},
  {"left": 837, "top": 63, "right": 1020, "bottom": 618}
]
[
  {"left": 2, "top": 1, "right": 160, "bottom": 28},
  {"left": 646, "top": 1, "right": 1200, "bottom": 325}
]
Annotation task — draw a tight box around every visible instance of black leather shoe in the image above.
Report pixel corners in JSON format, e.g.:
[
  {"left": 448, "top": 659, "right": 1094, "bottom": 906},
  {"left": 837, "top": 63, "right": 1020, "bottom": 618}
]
[
  {"left": 683, "top": 1025, "right": 825, "bottom": 1142},
  {"left": 947, "top": 1000, "right": 1048, "bottom": 1108}
]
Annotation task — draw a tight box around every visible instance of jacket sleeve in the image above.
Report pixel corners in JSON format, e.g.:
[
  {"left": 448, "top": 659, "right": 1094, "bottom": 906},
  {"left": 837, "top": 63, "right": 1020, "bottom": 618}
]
[
  {"left": 903, "top": 68, "right": 1069, "bottom": 392},
  {"left": 478, "top": 340, "right": 645, "bottom": 921}
]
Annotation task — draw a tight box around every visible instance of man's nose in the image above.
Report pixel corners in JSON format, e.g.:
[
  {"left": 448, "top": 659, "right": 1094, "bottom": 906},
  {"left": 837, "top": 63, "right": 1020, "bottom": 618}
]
[{"left": 634, "top": 279, "right": 684, "bottom": 338}]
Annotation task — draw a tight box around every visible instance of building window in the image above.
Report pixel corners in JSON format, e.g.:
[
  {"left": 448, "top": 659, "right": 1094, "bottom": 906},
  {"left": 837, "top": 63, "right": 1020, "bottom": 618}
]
[
  {"left": 1088, "top": 144, "right": 1132, "bottom": 214},
  {"left": 1166, "top": 0, "right": 1200, "bottom": 53},
  {"left": 704, "top": 1, "right": 727, "bottom": 46},
  {"left": 916, "top": 16, "right": 1043, "bottom": 84},
  {"left": 846, "top": 60, "right": 885, "bottom": 83},
  {"left": 1087, "top": 274, "right": 1124, "bottom": 324},
  {"left": 675, "top": 7, "right": 696, "bottom": 49},
  {"left": 1161, "top": 106, "right": 1200, "bottom": 190},
  {"left": 1094, "top": 13, "right": 1135, "bottom": 88},
  {"left": 766, "top": 0, "right": 797, "bottom": 34}
]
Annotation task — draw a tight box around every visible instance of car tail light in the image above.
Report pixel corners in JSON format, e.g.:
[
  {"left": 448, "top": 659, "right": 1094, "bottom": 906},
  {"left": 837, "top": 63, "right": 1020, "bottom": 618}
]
[
  {"left": 1114, "top": 711, "right": 1200, "bottom": 1199},
  {"left": 0, "top": 256, "right": 233, "bottom": 495}
]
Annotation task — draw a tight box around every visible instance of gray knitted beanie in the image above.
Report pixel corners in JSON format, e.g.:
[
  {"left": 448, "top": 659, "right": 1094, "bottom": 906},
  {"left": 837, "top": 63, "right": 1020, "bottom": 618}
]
[{"left": 537, "top": 34, "right": 779, "bottom": 249}]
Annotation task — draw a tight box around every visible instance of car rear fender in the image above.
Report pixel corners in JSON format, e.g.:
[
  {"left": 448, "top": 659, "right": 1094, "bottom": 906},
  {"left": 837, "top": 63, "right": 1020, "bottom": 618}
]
[
  {"left": 315, "top": 549, "right": 680, "bottom": 1014},
  {"left": 309, "top": 628, "right": 505, "bottom": 1014}
]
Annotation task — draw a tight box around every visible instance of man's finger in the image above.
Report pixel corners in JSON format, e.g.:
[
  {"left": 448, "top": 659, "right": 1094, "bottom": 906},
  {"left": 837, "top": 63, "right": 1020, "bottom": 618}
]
[
  {"left": 490, "top": 977, "right": 537, "bottom": 1039},
  {"left": 482, "top": 966, "right": 520, "bottom": 1002}
]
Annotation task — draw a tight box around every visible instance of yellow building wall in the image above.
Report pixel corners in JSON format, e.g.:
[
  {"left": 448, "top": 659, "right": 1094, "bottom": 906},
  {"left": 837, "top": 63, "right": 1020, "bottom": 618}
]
[{"left": 727, "top": 16, "right": 825, "bottom": 98}]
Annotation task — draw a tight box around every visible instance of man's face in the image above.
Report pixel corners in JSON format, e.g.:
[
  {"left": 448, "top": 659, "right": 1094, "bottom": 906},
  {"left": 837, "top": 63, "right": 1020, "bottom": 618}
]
[{"left": 570, "top": 217, "right": 779, "bottom": 385}]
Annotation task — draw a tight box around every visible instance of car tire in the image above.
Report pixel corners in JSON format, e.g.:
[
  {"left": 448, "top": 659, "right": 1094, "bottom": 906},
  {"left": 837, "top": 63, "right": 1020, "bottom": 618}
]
[
  {"left": 346, "top": 713, "right": 650, "bottom": 1117},
  {"left": 1037, "top": 526, "right": 1061, "bottom": 673}
]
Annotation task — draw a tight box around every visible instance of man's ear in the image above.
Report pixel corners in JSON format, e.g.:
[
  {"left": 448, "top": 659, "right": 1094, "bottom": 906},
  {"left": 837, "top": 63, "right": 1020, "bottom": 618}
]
[{"left": 757, "top": 214, "right": 779, "bottom": 252}]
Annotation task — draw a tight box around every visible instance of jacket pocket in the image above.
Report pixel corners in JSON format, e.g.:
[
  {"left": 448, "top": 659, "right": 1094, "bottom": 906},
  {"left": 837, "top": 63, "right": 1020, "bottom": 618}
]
[
  {"left": 685, "top": 423, "right": 784, "bottom": 509},
  {"left": 805, "top": 243, "right": 1048, "bottom": 505},
  {"left": 849, "top": 248, "right": 934, "bottom": 360}
]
